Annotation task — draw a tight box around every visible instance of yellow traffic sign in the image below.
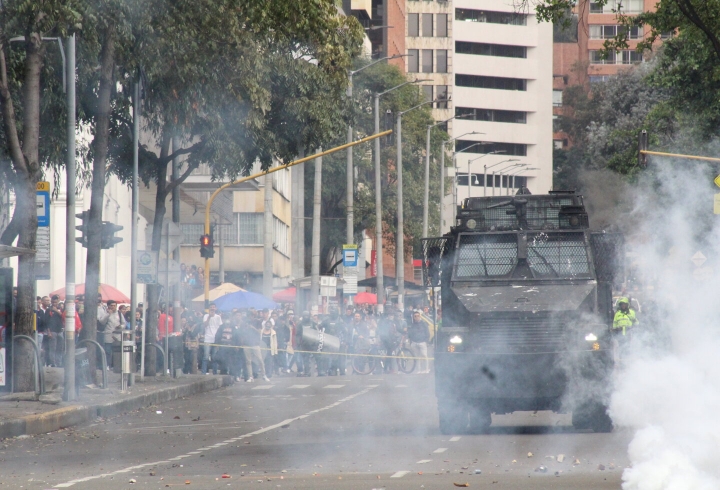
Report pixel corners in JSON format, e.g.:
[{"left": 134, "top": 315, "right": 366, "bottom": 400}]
[
  {"left": 36, "top": 181, "right": 50, "bottom": 192},
  {"left": 714, "top": 194, "right": 720, "bottom": 215},
  {"left": 715, "top": 175, "right": 720, "bottom": 188}
]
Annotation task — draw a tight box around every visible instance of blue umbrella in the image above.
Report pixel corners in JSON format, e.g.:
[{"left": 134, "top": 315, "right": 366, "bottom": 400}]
[{"left": 213, "top": 290, "right": 278, "bottom": 311}]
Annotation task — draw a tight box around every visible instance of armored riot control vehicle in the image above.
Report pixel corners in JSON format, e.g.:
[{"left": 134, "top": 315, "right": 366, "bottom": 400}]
[{"left": 422, "top": 190, "right": 623, "bottom": 434}]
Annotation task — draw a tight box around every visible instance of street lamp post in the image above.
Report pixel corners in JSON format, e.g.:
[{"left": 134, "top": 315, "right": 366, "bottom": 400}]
[
  {"left": 494, "top": 163, "right": 527, "bottom": 195},
  {"left": 452, "top": 142, "right": 485, "bottom": 210},
  {"left": 346, "top": 55, "right": 403, "bottom": 246},
  {"left": 396, "top": 97, "right": 435, "bottom": 310},
  {"left": 484, "top": 159, "right": 519, "bottom": 196},
  {"left": 423, "top": 116, "right": 473, "bottom": 239},
  {"left": 439, "top": 131, "right": 480, "bottom": 232},
  {"left": 373, "top": 79, "right": 428, "bottom": 312},
  {"left": 465, "top": 150, "right": 505, "bottom": 199},
  {"left": 506, "top": 166, "right": 538, "bottom": 194}
]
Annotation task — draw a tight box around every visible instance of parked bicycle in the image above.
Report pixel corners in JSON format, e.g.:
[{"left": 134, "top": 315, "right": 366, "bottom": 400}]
[{"left": 352, "top": 336, "right": 416, "bottom": 375}]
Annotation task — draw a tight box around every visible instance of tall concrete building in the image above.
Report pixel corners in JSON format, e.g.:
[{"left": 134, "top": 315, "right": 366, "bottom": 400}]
[
  {"left": 406, "top": 0, "right": 453, "bottom": 121},
  {"left": 443, "top": 1, "right": 553, "bottom": 230}
]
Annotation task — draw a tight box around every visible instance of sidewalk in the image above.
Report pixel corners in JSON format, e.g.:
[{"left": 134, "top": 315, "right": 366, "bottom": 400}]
[{"left": 0, "top": 368, "right": 234, "bottom": 439}]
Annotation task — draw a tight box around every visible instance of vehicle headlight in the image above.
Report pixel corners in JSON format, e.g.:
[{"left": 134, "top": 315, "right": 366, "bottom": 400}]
[
  {"left": 584, "top": 333, "right": 598, "bottom": 342},
  {"left": 449, "top": 335, "right": 463, "bottom": 344},
  {"left": 466, "top": 219, "right": 477, "bottom": 229}
]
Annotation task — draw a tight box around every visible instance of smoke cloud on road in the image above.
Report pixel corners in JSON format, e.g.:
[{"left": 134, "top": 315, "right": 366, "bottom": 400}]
[{"left": 602, "top": 160, "right": 720, "bottom": 489}]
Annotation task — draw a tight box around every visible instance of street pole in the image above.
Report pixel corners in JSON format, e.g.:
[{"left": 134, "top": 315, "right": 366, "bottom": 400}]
[
  {"left": 374, "top": 95, "right": 385, "bottom": 313},
  {"left": 423, "top": 125, "right": 431, "bottom": 239},
  {"left": 292, "top": 148, "right": 304, "bottom": 314},
  {"left": 396, "top": 113, "right": 404, "bottom": 310},
  {"left": 171, "top": 136, "right": 181, "bottom": 357},
  {"left": 133, "top": 78, "right": 142, "bottom": 381},
  {"left": 310, "top": 151, "right": 322, "bottom": 312},
  {"left": 346, "top": 76, "right": 354, "bottom": 246},
  {"left": 63, "top": 34, "right": 76, "bottom": 402},
  {"left": 440, "top": 142, "right": 445, "bottom": 233},
  {"left": 263, "top": 170, "right": 273, "bottom": 298}
]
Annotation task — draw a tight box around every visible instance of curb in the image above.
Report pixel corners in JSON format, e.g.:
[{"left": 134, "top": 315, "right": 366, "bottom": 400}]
[{"left": 0, "top": 375, "right": 234, "bottom": 439}]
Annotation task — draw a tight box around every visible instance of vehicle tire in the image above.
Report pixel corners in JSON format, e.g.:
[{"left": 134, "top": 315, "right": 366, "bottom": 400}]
[
  {"left": 439, "top": 404, "right": 468, "bottom": 435},
  {"left": 573, "top": 402, "right": 613, "bottom": 433},
  {"left": 352, "top": 349, "right": 376, "bottom": 375},
  {"left": 468, "top": 406, "right": 492, "bottom": 434},
  {"left": 397, "top": 348, "right": 416, "bottom": 374}
]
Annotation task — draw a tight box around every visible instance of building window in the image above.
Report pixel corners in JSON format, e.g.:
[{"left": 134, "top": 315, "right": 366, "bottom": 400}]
[
  {"left": 589, "top": 75, "right": 612, "bottom": 83},
  {"left": 273, "top": 217, "right": 289, "bottom": 257},
  {"left": 455, "top": 8, "right": 527, "bottom": 26},
  {"left": 589, "top": 49, "right": 642, "bottom": 64},
  {"left": 437, "top": 14, "right": 448, "bottom": 37},
  {"left": 408, "top": 49, "right": 419, "bottom": 72},
  {"left": 456, "top": 74, "right": 527, "bottom": 91},
  {"left": 237, "top": 213, "right": 263, "bottom": 245},
  {"left": 455, "top": 41, "right": 527, "bottom": 58},
  {"left": 552, "top": 89, "right": 563, "bottom": 107},
  {"left": 590, "top": 0, "right": 643, "bottom": 13},
  {"left": 589, "top": 25, "right": 643, "bottom": 39},
  {"left": 456, "top": 107, "right": 527, "bottom": 124},
  {"left": 436, "top": 85, "right": 448, "bottom": 109},
  {"left": 272, "top": 168, "right": 290, "bottom": 200},
  {"left": 455, "top": 140, "right": 527, "bottom": 156},
  {"left": 422, "top": 85, "right": 433, "bottom": 104},
  {"left": 422, "top": 13, "right": 433, "bottom": 37},
  {"left": 436, "top": 49, "right": 448, "bottom": 73},
  {"left": 421, "top": 49, "right": 433, "bottom": 73},
  {"left": 408, "top": 13, "right": 419, "bottom": 37}
]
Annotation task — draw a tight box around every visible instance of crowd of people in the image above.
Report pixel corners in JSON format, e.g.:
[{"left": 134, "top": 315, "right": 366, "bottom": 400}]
[
  {"left": 28, "top": 283, "right": 436, "bottom": 379},
  {"left": 165, "top": 303, "right": 435, "bottom": 381}
]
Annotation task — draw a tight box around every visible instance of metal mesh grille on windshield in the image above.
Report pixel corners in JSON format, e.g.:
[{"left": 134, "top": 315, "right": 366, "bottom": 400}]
[
  {"left": 527, "top": 233, "right": 590, "bottom": 278},
  {"left": 455, "top": 234, "right": 517, "bottom": 277}
]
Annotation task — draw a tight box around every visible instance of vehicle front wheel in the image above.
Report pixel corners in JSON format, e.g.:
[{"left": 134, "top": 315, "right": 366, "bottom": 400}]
[{"left": 438, "top": 403, "right": 468, "bottom": 435}]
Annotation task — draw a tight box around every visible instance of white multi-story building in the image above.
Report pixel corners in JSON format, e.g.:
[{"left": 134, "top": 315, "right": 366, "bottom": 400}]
[{"left": 443, "top": 1, "right": 553, "bottom": 230}]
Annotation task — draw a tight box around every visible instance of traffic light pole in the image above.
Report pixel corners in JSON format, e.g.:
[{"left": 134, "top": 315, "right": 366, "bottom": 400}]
[
  {"left": 63, "top": 34, "right": 76, "bottom": 402},
  {"left": 202, "top": 130, "right": 393, "bottom": 309}
]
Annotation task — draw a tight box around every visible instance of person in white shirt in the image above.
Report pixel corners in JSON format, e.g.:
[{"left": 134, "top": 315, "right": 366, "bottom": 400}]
[{"left": 202, "top": 303, "right": 223, "bottom": 374}]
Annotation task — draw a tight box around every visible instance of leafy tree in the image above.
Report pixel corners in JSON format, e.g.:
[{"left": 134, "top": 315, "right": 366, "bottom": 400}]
[
  {"left": 306, "top": 60, "right": 446, "bottom": 276},
  {"left": 0, "top": 1, "right": 84, "bottom": 391}
]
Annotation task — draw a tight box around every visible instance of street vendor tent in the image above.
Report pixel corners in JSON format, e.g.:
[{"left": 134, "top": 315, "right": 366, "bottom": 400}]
[
  {"left": 272, "top": 287, "right": 296, "bottom": 303},
  {"left": 49, "top": 283, "right": 130, "bottom": 303},
  {"left": 191, "top": 282, "right": 246, "bottom": 303},
  {"left": 353, "top": 292, "right": 377, "bottom": 304}
]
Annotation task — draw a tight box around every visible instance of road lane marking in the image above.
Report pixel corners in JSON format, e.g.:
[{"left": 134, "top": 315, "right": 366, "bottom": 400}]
[
  {"left": 289, "top": 385, "right": 309, "bottom": 389},
  {"left": 252, "top": 385, "right": 273, "bottom": 390},
  {"left": 324, "top": 384, "right": 345, "bottom": 389},
  {"left": 416, "top": 459, "right": 432, "bottom": 464},
  {"left": 54, "top": 385, "right": 378, "bottom": 488},
  {"left": 391, "top": 471, "right": 410, "bottom": 478},
  {"left": 449, "top": 436, "right": 461, "bottom": 442},
  {"left": 433, "top": 448, "right": 448, "bottom": 453},
  {"left": 395, "top": 384, "right": 407, "bottom": 388}
]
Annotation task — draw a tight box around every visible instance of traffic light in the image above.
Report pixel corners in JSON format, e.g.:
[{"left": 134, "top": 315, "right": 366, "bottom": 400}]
[
  {"left": 75, "top": 210, "right": 89, "bottom": 248},
  {"left": 638, "top": 129, "right": 648, "bottom": 168},
  {"left": 200, "top": 234, "right": 214, "bottom": 258},
  {"left": 100, "top": 221, "right": 123, "bottom": 249}
]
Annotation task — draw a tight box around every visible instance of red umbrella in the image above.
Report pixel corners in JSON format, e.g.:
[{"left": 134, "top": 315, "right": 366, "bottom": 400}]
[
  {"left": 354, "top": 292, "right": 377, "bottom": 304},
  {"left": 272, "top": 287, "right": 296, "bottom": 303},
  {"left": 49, "top": 283, "right": 131, "bottom": 303}
]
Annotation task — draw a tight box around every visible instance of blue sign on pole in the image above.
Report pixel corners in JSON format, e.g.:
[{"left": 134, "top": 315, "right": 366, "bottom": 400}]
[
  {"left": 342, "top": 245, "right": 358, "bottom": 267},
  {"left": 36, "top": 191, "right": 50, "bottom": 227}
]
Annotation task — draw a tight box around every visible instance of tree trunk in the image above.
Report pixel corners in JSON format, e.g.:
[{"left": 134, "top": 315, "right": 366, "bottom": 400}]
[
  {"left": 83, "top": 25, "right": 116, "bottom": 384},
  {"left": 9, "top": 37, "right": 44, "bottom": 392},
  {"left": 145, "top": 133, "right": 172, "bottom": 376}
]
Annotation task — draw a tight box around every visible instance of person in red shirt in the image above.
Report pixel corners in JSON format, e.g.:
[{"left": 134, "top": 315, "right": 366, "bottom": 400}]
[{"left": 158, "top": 303, "right": 174, "bottom": 341}]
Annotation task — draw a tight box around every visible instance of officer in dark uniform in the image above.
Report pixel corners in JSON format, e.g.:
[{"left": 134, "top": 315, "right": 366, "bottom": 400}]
[
  {"left": 319, "top": 308, "right": 343, "bottom": 376},
  {"left": 296, "top": 311, "right": 314, "bottom": 377}
]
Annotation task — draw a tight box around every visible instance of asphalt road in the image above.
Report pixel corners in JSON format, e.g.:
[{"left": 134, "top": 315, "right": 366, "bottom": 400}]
[{"left": 0, "top": 374, "right": 632, "bottom": 489}]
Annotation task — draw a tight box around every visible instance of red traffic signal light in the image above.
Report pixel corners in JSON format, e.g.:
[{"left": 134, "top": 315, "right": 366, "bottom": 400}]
[{"left": 200, "top": 234, "right": 215, "bottom": 258}]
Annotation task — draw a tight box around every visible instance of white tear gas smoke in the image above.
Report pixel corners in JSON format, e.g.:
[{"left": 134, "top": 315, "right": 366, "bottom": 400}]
[{"left": 602, "top": 160, "right": 720, "bottom": 489}]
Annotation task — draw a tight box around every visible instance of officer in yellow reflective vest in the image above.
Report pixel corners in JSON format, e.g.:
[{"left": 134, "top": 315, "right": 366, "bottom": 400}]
[{"left": 612, "top": 297, "right": 637, "bottom": 336}]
